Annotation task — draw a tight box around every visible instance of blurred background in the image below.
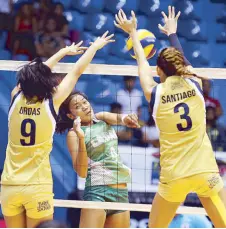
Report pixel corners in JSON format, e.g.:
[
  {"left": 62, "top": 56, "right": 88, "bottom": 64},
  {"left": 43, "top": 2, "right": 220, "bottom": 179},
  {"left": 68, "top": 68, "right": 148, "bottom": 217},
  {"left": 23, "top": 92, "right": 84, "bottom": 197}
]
[{"left": 0, "top": 0, "right": 226, "bottom": 227}]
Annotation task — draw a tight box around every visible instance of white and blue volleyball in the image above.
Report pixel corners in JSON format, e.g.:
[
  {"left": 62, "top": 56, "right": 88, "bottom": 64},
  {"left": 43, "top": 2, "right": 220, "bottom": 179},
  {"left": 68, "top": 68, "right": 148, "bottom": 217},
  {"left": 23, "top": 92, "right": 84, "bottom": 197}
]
[{"left": 126, "top": 29, "right": 156, "bottom": 59}]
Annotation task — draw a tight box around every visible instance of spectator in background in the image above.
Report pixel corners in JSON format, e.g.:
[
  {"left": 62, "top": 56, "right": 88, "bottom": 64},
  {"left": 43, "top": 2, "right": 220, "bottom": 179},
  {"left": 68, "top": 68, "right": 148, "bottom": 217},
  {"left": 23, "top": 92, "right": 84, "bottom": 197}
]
[
  {"left": 34, "top": 0, "right": 52, "bottom": 31},
  {"left": 14, "top": 4, "right": 37, "bottom": 33},
  {"left": 137, "top": 105, "right": 145, "bottom": 127},
  {"left": 35, "top": 16, "right": 66, "bottom": 59},
  {"left": 110, "top": 102, "right": 122, "bottom": 114},
  {"left": 52, "top": 3, "right": 69, "bottom": 37},
  {"left": 206, "top": 106, "right": 226, "bottom": 152},
  {"left": 132, "top": 106, "right": 146, "bottom": 147},
  {"left": 169, "top": 214, "right": 212, "bottom": 228},
  {"left": 202, "top": 79, "right": 223, "bottom": 118},
  {"left": 0, "top": 0, "right": 13, "bottom": 31},
  {"left": 116, "top": 76, "right": 142, "bottom": 114},
  {"left": 142, "top": 108, "right": 160, "bottom": 148},
  {"left": 13, "top": 3, "right": 37, "bottom": 59},
  {"left": 110, "top": 102, "right": 132, "bottom": 143},
  {"left": 110, "top": 103, "right": 144, "bottom": 146}
]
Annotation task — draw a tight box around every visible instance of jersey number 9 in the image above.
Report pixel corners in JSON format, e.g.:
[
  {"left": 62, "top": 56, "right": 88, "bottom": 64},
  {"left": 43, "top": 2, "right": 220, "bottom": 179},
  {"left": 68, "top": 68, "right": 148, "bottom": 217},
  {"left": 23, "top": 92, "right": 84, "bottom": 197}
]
[{"left": 20, "top": 119, "right": 36, "bottom": 146}]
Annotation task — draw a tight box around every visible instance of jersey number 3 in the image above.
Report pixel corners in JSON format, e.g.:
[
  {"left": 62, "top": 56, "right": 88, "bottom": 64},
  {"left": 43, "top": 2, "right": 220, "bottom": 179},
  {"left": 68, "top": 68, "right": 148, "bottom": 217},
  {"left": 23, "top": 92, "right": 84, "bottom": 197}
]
[
  {"left": 174, "top": 103, "right": 192, "bottom": 131},
  {"left": 20, "top": 119, "right": 36, "bottom": 146}
]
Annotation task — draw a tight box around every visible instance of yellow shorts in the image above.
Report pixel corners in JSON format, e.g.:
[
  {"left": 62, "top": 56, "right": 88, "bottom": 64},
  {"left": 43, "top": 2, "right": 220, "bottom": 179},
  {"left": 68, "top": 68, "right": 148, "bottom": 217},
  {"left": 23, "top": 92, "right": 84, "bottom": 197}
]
[
  {"left": 1, "top": 184, "right": 54, "bottom": 219},
  {"left": 158, "top": 172, "right": 224, "bottom": 203}
]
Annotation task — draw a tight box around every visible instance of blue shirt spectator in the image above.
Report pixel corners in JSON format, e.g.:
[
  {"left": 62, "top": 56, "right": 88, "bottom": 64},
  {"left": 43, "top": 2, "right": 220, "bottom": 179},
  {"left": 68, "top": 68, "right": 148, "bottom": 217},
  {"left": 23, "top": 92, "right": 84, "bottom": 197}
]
[{"left": 169, "top": 214, "right": 212, "bottom": 228}]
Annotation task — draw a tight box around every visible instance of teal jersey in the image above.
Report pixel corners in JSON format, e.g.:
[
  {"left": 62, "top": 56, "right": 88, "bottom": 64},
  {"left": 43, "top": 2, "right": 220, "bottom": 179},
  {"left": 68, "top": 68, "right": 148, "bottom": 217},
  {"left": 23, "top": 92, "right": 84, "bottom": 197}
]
[{"left": 81, "top": 120, "right": 131, "bottom": 187}]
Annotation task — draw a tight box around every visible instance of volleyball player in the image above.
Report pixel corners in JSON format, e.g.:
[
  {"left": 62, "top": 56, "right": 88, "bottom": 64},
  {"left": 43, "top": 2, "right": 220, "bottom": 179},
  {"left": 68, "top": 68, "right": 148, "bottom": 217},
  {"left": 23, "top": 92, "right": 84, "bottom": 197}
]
[
  {"left": 56, "top": 90, "right": 140, "bottom": 228},
  {"left": 1, "top": 31, "right": 114, "bottom": 228},
  {"left": 115, "top": 7, "right": 226, "bottom": 228}
]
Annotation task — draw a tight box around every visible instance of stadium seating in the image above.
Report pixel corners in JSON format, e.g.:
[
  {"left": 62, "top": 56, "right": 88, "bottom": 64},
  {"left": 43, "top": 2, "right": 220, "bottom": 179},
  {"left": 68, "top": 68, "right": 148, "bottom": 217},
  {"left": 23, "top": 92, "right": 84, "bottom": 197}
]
[
  {"left": 217, "top": 6, "right": 226, "bottom": 24},
  {"left": 173, "top": 0, "right": 201, "bottom": 21},
  {"left": 216, "top": 26, "right": 226, "bottom": 43},
  {"left": 0, "top": 31, "right": 7, "bottom": 49},
  {"left": 52, "top": 0, "right": 71, "bottom": 10},
  {"left": 177, "top": 20, "right": 207, "bottom": 42},
  {"left": 139, "top": 0, "right": 161, "bottom": 17},
  {"left": 64, "top": 11, "right": 85, "bottom": 31},
  {"left": 110, "top": 34, "right": 129, "bottom": 59},
  {"left": 84, "top": 13, "right": 115, "bottom": 35},
  {"left": 0, "top": 50, "right": 11, "bottom": 60},
  {"left": 71, "top": 0, "right": 105, "bottom": 13},
  {"left": 183, "top": 43, "right": 210, "bottom": 67},
  {"left": 84, "top": 76, "right": 115, "bottom": 104},
  {"left": 13, "top": 54, "right": 29, "bottom": 61},
  {"left": 105, "top": 0, "right": 140, "bottom": 14}
]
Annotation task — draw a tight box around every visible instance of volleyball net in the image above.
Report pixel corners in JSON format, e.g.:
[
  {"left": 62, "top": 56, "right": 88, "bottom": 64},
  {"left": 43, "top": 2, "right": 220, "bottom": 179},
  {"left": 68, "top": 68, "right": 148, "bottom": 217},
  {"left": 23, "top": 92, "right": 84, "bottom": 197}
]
[{"left": 1, "top": 60, "right": 226, "bottom": 218}]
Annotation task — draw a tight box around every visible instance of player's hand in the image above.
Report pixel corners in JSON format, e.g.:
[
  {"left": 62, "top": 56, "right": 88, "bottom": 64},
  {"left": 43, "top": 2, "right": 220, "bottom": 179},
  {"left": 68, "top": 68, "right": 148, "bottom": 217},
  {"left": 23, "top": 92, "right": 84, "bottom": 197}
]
[
  {"left": 158, "top": 6, "right": 181, "bottom": 36},
  {"left": 124, "top": 114, "right": 140, "bottom": 128},
  {"left": 73, "top": 117, "right": 85, "bottom": 139},
  {"left": 90, "top": 31, "right": 115, "bottom": 50},
  {"left": 63, "top": 41, "right": 88, "bottom": 55},
  {"left": 114, "top": 9, "right": 137, "bottom": 34}
]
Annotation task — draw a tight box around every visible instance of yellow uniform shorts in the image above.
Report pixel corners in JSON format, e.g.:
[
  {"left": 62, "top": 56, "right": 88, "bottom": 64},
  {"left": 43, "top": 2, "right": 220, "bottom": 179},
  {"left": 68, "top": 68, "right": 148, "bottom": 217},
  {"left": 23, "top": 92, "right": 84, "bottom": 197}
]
[
  {"left": 1, "top": 184, "right": 54, "bottom": 219},
  {"left": 158, "top": 172, "right": 224, "bottom": 202}
]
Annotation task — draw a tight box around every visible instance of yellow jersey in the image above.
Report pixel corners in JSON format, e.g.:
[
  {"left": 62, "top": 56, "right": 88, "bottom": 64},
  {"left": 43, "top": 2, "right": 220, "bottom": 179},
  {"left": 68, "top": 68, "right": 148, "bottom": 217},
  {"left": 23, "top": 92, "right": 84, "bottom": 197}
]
[
  {"left": 1, "top": 91, "right": 58, "bottom": 185},
  {"left": 150, "top": 76, "right": 219, "bottom": 183}
]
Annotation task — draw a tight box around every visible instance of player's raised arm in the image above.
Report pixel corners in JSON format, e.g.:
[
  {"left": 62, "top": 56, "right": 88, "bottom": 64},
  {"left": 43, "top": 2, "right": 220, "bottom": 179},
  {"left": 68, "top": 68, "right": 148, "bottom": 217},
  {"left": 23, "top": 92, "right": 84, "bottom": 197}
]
[
  {"left": 158, "top": 6, "right": 191, "bottom": 68},
  {"left": 44, "top": 41, "right": 87, "bottom": 70},
  {"left": 114, "top": 9, "right": 157, "bottom": 102},
  {"left": 53, "top": 31, "right": 115, "bottom": 107},
  {"left": 158, "top": 6, "right": 205, "bottom": 83}
]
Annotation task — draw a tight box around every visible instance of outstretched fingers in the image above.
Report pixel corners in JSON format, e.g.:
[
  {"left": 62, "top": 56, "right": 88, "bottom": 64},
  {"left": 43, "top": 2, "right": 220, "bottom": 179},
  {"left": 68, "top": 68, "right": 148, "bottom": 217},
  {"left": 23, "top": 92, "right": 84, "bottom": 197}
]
[
  {"left": 76, "top": 40, "right": 83, "bottom": 47},
  {"left": 101, "top": 31, "right": 109, "bottom": 38},
  {"left": 175, "top": 11, "right": 181, "bottom": 20}
]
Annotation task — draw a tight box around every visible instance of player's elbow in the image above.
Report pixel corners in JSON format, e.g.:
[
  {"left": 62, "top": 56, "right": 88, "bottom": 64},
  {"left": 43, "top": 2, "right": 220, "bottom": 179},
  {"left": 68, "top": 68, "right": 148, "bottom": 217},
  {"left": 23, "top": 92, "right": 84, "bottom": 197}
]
[
  {"left": 143, "top": 91, "right": 151, "bottom": 103},
  {"left": 73, "top": 163, "right": 88, "bottom": 178}
]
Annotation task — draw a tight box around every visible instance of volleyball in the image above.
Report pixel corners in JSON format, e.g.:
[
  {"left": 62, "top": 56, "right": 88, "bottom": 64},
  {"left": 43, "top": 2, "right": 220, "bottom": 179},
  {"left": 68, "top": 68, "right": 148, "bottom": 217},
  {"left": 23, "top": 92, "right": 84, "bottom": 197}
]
[{"left": 126, "top": 29, "right": 156, "bottom": 60}]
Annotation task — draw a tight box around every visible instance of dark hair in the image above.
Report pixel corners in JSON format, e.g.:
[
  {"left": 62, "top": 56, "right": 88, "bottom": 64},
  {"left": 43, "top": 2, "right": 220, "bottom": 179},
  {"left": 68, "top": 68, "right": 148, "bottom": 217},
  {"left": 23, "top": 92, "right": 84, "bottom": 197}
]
[
  {"left": 36, "top": 220, "right": 67, "bottom": 228},
  {"left": 206, "top": 105, "right": 216, "bottom": 113},
  {"left": 56, "top": 90, "right": 88, "bottom": 134},
  {"left": 123, "top": 76, "right": 136, "bottom": 81},
  {"left": 157, "top": 47, "right": 195, "bottom": 77},
  {"left": 53, "top": 2, "right": 64, "bottom": 11},
  {"left": 18, "top": 3, "right": 33, "bottom": 19},
  {"left": 17, "top": 58, "right": 59, "bottom": 102},
  {"left": 110, "top": 102, "right": 122, "bottom": 113}
]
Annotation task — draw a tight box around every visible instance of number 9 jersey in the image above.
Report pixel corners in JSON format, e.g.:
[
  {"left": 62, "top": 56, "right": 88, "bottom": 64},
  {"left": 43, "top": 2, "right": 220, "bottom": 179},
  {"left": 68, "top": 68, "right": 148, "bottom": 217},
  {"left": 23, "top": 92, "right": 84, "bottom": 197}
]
[
  {"left": 1, "top": 91, "right": 58, "bottom": 185},
  {"left": 150, "top": 76, "right": 219, "bottom": 183}
]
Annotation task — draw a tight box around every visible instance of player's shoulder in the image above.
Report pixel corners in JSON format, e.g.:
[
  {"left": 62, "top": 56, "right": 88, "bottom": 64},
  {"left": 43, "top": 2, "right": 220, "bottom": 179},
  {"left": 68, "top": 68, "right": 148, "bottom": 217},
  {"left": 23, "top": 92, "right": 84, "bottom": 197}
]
[
  {"left": 67, "top": 129, "right": 77, "bottom": 137},
  {"left": 11, "top": 85, "right": 21, "bottom": 98},
  {"left": 186, "top": 66, "right": 203, "bottom": 88}
]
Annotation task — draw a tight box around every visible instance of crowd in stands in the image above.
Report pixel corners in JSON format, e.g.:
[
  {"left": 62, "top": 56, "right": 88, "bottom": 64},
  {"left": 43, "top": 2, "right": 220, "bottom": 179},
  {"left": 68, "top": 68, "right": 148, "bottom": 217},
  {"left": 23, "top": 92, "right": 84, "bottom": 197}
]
[{"left": 0, "top": 0, "right": 71, "bottom": 60}]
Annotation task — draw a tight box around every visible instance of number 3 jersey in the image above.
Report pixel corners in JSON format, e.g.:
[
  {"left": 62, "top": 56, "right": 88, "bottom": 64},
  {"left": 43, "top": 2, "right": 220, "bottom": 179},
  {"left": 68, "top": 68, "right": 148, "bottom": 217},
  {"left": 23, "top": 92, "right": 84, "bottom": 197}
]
[
  {"left": 1, "top": 91, "right": 57, "bottom": 185},
  {"left": 150, "top": 76, "right": 219, "bottom": 183}
]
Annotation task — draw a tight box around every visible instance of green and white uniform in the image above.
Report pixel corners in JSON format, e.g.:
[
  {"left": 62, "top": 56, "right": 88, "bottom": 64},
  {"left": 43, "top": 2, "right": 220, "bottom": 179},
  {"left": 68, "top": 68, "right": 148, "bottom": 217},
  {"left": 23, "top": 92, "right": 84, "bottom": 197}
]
[
  {"left": 81, "top": 120, "right": 131, "bottom": 215},
  {"left": 81, "top": 120, "right": 131, "bottom": 187}
]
